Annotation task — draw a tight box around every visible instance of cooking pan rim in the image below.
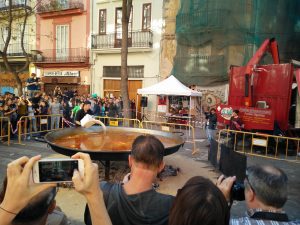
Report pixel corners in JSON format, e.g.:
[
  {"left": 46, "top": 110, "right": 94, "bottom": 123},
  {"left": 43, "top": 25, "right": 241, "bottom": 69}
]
[{"left": 44, "top": 126, "right": 184, "bottom": 153}]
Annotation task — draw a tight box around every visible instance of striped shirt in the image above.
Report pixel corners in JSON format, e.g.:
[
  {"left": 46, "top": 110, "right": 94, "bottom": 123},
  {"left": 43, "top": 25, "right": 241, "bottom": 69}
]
[
  {"left": 231, "top": 217, "right": 299, "bottom": 225},
  {"left": 230, "top": 209, "right": 300, "bottom": 225}
]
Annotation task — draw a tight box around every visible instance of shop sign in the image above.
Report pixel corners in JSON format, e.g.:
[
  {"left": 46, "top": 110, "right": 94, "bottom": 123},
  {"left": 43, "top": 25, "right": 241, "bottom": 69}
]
[{"left": 44, "top": 71, "right": 80, "bottom": 77}]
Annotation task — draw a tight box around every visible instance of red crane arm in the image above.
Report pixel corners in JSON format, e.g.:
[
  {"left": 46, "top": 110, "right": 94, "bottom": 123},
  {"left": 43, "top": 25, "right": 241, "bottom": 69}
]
[{"left": 244, "top": 38, "right": 280, "bottom": 107}]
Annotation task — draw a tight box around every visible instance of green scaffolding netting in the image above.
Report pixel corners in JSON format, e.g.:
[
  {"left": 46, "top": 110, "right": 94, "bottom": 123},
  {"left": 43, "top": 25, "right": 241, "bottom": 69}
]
[{"left": 173, "top": 0, "right": 300, "bottom": 86}]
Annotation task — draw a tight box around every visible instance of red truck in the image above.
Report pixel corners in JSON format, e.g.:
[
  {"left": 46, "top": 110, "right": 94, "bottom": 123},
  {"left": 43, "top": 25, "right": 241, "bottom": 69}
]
[{"left": 217, "top": 38, "right": 299, "bottom": 134}]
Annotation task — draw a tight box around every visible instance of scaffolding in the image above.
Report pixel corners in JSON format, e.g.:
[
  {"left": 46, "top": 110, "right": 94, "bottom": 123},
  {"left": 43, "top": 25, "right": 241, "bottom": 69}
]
[{"left": 174, "top": 0, "right": 300, "bottom": 86}]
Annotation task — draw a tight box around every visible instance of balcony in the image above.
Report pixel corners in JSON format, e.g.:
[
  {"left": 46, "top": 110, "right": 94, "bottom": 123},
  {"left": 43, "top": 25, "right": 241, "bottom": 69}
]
[
  {"left": 91, "top": 30, "right": 153, "bottom": 53},
  {"left": 0, "top": 43, "right": 34, "bottom": 57},
  {"left": 32, "top": 47, "right": 89, "bottom": 63},
  {"left": 0, "top": 0, "right": 32, "bottom": 10},
  {"left": 37, "top": 0, "right": 84, "bottom": 16}
]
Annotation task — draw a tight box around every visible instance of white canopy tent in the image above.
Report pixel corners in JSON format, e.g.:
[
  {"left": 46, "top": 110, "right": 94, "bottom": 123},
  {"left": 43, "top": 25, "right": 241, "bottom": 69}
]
[
  {"left": 137, "top": 75, "right": 202, "bottom": 96},
  {"left": 136, "top": 75, "right": 202, "bottom": 125}
]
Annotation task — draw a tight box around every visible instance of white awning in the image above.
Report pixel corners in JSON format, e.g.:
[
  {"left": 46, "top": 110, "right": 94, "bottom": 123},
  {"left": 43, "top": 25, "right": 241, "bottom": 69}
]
[{"left": 137, "top": 75, "right": 202, "bottom": 96}]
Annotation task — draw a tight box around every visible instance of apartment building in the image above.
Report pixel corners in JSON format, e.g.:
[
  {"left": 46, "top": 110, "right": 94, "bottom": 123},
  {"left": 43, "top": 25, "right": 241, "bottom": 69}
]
[
  {"left": 91, "top": 0, "right": 163, "bottom": 111},
  {"left": 0, "top": 0, "right": 36, "bottom": 94},
  {"left": 33, "top": 0, "right": 91, "bottom": 95}
]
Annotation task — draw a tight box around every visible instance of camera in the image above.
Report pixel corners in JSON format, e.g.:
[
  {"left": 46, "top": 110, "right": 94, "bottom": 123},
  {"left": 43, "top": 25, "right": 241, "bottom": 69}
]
[{"left": 231, "top": 182, "right": 245, "bottom": 201}]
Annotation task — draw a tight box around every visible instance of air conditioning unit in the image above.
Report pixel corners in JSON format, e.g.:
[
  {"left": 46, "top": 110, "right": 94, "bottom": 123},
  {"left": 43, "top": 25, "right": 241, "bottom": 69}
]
[
  {"left": 37, "top": 54, "right": 44, "bottom": 61},
  {"left": 256, "top": 101, "right": 268, "bottom": 109}
]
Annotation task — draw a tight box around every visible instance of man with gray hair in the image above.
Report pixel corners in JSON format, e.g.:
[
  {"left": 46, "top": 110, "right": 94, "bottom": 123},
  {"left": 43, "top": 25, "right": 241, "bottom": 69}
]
[{"left": 218, "top": 165, "right": 298, "bottom": 224}]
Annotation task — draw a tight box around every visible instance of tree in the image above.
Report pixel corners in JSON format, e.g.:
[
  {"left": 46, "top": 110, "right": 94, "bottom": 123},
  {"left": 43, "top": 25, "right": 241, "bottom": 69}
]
[
  {"left": 120, "top": 0, "right": 132, "bottom": 118},
  {"left": 0, "top": 0, "right": 34, "bottom": 95}
]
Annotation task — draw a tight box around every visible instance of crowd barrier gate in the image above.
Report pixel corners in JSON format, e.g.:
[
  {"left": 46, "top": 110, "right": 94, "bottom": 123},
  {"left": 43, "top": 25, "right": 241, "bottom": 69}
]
[
  {"left": 94, "top": 116, "right": 141, "bottom": 128},
  {"left": 140, "top": 120, "right": 198, "bottom": 154},
  {"left": 17, "top": 114, "right": 64, "bottom": 145},
  {"left": 0, "top": 117, "right": 11, "bottom": 146},
  {"left": 217, "top": 129, "right": 300, "bottom": 163}
]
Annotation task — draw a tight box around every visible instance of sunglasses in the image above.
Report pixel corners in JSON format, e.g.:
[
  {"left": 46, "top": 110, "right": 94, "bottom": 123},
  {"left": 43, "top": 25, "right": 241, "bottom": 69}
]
[{"left": 245, "top": 170, "right": 255, "bottom": 194}]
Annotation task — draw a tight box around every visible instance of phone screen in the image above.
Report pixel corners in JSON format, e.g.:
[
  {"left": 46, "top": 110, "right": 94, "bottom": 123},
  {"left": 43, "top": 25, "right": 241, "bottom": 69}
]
[{"left": 38, "top": 160, "right": 78, "bottom": 182}]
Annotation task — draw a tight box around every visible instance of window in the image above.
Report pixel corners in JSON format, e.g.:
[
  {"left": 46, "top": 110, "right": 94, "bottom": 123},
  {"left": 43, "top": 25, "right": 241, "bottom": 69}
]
[
  {"left": 99, "top": 9, "right": 106, "bottom": 34},
  {"left": 142, "top": 3, "right": 151, "bottom": 30},
  {"left": 115, "top": 7, "right": 132, "bottom": 47},
  {"left": 56, "top": 25, "right": 69, "bottom": 59},
  {"left": 115, "top": 8, "right": 122, "bottom": 40},
  {"left": 17, "top": 23, "right": 29, "bottom": 43},
  {"left": 1, "top": 27, "right": 8, "bottom": 44},
  {"left": 103, "top": 66, "right": 144, "bottom": 78}
]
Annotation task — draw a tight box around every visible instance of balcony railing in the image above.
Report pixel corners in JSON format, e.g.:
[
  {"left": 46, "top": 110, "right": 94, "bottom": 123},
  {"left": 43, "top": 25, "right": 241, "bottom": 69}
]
[
  {"left": 0, "top": 43, "right": 34, "bottom": 56},
  {"left": 0, "top": 0, "right": 32, "bottom": 9},
  {"left": 32, "top": 47, "right": 88, "bottom": 63},
  {"left": 37, "top": 0, "right": 84, "bottom": 13},
  {"left": 91, "top": 30, "right": 153, "bottom": 49}
]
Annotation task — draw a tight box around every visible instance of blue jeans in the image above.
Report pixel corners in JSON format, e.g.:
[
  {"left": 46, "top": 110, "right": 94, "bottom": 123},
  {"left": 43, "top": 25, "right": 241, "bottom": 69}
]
[
  {"left": 206, "top": 127, "right": 216, "bottom": 143},
  {"left": 51, "top": 116, "right": 61, "bottom": 130}
]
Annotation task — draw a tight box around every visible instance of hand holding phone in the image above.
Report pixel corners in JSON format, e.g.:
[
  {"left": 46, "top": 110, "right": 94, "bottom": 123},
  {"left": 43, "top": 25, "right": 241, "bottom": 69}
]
[
  {"left": 32, "top": 158, "right": 84, "bottom": 183},
  {"left": 1, "top": 155, "right": 55, "bottom": 223},
  {"left": 71, "top": 153, "right": 100, "bottom": 198}
]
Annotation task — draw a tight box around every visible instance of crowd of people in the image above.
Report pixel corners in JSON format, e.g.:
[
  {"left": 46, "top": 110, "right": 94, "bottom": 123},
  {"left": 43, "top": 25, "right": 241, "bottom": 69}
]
[
  {"left": 0, "top": 84, "right": 138, "bottom": 139},
  {"left": 0, "top": 135, "right": 298, "bottom": 225}
]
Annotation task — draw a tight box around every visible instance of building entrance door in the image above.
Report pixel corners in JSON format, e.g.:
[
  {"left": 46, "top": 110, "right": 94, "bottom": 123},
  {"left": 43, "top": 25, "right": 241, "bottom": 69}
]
[
  {"left": 103, "top": 79, "right": 142, "bottom": 100},
  {"left": 103, "top": 79, "right": 142, "bottom": 117}
]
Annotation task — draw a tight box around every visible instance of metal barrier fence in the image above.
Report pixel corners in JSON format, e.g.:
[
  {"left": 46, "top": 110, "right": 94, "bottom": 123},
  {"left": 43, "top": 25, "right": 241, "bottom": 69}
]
[
  {"left": 218, "top": 129, "right": 300, "bottom": 163},
  {"left": 140, "top": 120, "right": 198, "bottom": 154},
  {"left": 135, "top": 110, "right": 206, "bottom": 129},
  {"left": 0, "top": 117, "right": 10, "bottom": 146},
  {"left": 17, "top": 114, "right": 64, "bottom": 144},
  {"left": 94, "top": 116, "right": 141, "bottom": 128}
]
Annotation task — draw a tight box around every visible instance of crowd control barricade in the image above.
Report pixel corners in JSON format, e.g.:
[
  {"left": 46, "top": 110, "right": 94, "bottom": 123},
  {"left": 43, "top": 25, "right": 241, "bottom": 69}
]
[
  {"left": 217, "top": 129, "right": 300, "bottom": 163},
  {"left": 17, "top": 114, "right": 64, "bottom": 144},
  {"left": 0, "top": 117, "right": 11, "bottom": 145},
  {"left": 140, "top": 120, "right": 198, "bottom": 154},
  {"left": 136, "top": 110, "right": 206, "bottom": 129},
  {"left": 94, "top": 116, "right": 141, "bottom": 128}
]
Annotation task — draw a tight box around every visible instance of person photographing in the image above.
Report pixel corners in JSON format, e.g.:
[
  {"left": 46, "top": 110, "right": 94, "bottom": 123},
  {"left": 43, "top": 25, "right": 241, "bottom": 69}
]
[
  {"left": 26, "top": 73, "right": 42, "bottom": 98},
  {"left": 218, "top": 165, "right": 298, "bottom": 224}
]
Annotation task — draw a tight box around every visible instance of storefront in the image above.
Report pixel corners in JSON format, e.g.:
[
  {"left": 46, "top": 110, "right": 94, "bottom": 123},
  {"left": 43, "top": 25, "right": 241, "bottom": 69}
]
[{"left": 41, "top": 70, "right": 90, "bottom": 95}]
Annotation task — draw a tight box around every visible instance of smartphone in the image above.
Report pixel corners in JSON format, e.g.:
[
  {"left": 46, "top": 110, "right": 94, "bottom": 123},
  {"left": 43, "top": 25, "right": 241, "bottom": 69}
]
[{"left": 32, "top": 158, "right": 84, "bottom": 183}]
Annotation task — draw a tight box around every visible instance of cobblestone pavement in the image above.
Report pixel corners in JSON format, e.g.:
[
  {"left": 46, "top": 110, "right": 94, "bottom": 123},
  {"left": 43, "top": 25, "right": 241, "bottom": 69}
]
[{"left": 0, "top": 128, "right": 299, "bottom": 223}]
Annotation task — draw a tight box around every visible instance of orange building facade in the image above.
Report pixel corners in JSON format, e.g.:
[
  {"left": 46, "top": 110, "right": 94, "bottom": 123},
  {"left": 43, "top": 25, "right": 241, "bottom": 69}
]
[{"left": 34, "top": 0, "right": 91, "bottom": 95}]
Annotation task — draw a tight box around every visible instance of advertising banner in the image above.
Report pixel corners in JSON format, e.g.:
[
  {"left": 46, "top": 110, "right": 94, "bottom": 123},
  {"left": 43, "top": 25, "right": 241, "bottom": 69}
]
[{"left": 216, "top": 104, "right": 274, "bottom": 130}]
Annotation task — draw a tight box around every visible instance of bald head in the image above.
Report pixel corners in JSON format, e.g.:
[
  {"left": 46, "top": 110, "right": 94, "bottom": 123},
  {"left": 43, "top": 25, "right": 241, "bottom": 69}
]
[
  {"left": 131, "top": 135, "right": 164, "bottom": 168},
  {"left": 262, "top": 165, "right": 282, "bottom": 176},
  {"left": 247, "top": 165, "right": 288, "bottom": 208}
]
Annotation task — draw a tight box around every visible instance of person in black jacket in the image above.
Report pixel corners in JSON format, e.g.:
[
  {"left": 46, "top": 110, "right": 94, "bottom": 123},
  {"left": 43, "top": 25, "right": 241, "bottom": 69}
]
[
  {"left": 205, "top": 108, "right": 217, "bottom": 146},
  {"left": 74, "top": 101, "right": 93, "bottom": 127}
]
